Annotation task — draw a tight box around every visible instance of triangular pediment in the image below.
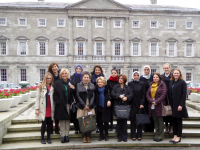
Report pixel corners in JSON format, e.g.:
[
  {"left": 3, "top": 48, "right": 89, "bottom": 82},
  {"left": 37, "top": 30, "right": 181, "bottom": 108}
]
[
  {"left": 67, "top": 0, "right": 131, "bottom": 10},
  {"left": 0, "top": 35, "right": 9, "bottom": 41}
]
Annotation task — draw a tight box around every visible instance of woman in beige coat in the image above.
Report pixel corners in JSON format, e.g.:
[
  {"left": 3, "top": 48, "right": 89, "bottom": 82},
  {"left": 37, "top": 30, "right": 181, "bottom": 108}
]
[{"left": 35, "top": 72, "right": 54, "bottom": 144}]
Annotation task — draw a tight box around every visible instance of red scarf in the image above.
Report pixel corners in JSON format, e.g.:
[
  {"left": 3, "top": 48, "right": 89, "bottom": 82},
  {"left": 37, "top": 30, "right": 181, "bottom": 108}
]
[{"left": 109, "top": 75, "right": 118, "bottom": 82}]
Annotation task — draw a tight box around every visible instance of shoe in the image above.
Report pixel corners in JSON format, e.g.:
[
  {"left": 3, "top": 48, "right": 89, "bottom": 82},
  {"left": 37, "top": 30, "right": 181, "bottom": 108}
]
[
  {"left": 41, "top": 139, "right": 46, "bottom": 144},
  {"left": 153, "top": 138, "right": 158, "bottom": 141},
  {"left": 75, "top": 130, "right": 79, "bottom": 134},
  {"left": 109, "top": 125, "right": 114, "bottom": 131},
  {"left": 156, "top": 139, "right": 162, "bottom": 142},
  {"left": 65, "top": 136, "right": 69, "bottom": 143},
  {"left": 86, "top": 137, "right": 91, "bottom": 143},
  {"left": 47, "top": 139, "right": 52, "bottom": 144},
  {"left": 124, "top": 139, "right": 127, "bottom": 142},
  {"left": 105, "top": 136, "right": 109, "bottom": 141},
  {"left": 96, "top": 127, "right": 100, "bottom": 133},
  {"left": 55, "top": 128, "right": 60, "bottom": 134},
  {"left": 83, "top": 136, "right": 87, "bottom": 143},
  {"left": 132, "top": 138, "right": 136, "bottom": 141},
  {"left": 115, "top": 129, "right": 117, "bottom": 133},
  {"left": 98, "top": 136, "right": 104, "bottom": 141},
  {"left": 61, "top": 137, "right": 65, "bottom": 143},
  {"left": 169, "top": 139, "right": 174, "bottom": 142},
  {"left": 173, "top": 138, "right": 181, "bottom": 144},
  {"left": 165, "top": 126, "right": 169, "bottom": 133},
  {"left": 117, "top": 139, "right": 121, "bottom": 142},
  {"left": 138, "top": 138, "right": 142, "bottom": 141}
]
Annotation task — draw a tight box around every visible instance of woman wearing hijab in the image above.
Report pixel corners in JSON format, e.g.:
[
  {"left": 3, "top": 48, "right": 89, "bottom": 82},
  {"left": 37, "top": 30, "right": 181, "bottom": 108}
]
[
  {"left": 128, "top": 71, "right": 145, "bottom": 141},
  {"left": 70, "top": 65, "right": 83, "bottom": 134},
  {"left": 139, "top": 65, "right": 154, "bottom": 133}
]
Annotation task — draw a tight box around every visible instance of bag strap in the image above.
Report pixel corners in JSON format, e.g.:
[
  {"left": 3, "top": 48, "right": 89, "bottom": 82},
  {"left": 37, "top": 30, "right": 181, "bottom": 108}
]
[{"left": 139, "top": 108, "right": 146, "bottom": 114}]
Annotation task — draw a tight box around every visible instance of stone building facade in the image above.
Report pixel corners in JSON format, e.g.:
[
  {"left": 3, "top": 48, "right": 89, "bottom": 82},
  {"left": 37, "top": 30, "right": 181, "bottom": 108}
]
[{"left": 0, "top": 0, "right": 200, "bottom": 85}]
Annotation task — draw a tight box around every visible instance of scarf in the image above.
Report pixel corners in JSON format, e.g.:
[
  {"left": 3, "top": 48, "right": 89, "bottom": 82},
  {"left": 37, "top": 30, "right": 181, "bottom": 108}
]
[
  {"left": 151, "top": 83, "right": 158, "bottom": 99},
  {"left": 142, "top": 65, "right": 151, "bottom": 79},
  {"left": 132, "top": 71, "right": 140, "bottom": 82},
  {"left": 109, "top": 75, "right": 118, "bottom": 82},
  {"left": 93, "top": 73, "right": 103, "bottom": 83},
  {"left": 98, "top": 86, "right": 105, "bottom": 108},
  {"left": 73, "top": 65, "right": 83, "bottom": 82}
]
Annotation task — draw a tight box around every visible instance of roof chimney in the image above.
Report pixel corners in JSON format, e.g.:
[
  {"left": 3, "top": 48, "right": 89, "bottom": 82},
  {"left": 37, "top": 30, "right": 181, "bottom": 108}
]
[{"left": 150, "top": 0, "right": 157, "bottom": 4}]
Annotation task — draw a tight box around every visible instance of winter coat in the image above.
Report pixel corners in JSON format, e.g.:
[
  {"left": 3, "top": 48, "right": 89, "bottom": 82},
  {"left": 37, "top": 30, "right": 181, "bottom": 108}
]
[{"left": 161, "top": 73, "right": 171, "bottom": 105}]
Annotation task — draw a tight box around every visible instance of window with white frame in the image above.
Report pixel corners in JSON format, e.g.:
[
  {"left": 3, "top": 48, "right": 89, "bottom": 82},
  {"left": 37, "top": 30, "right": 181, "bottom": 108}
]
[
  {"left": 150, "top": 21, "right": 158, "bottom": 28},
  {"left": 1, "top": 69, "right": 7, "bottom": 81},
  {"left": 19, "top": 41, "right": 27, "bottom": 55},
  {"left": 150, "top": 43, "right": 158, "bottom": 56},
  {"left": 96, "top": 42, "right": 103, "bottom": 55},
  {"left": 39, "top": 42, "right": 46, "bottom": 55},
  {"left": 20, "top": 69, "right": 27, "bottom": 81},
  {"left": 40, "top": 69, "right": 46, "bottom": 82},
  {"left": 78, "top": 42, "right": 84, "bottom": 55},
  {"left": 186, "top": 69, "right": 192, "bottom": 82},
  {"left": 114, "top": 20, "right": 122, "bottom": 28},
  {"left": 38, "top": 18, "right": 46, "bottom": 27},
  {"left": 76, "top": 19, "right": 84, "bottom": 27},
  {"left": 18, "top": 18, "right": 27, "bottom": 26},
  {"left": 58, "top": 42, "right": 65, "bottom": 55},
  {"left": 132, "top": 21, "right": 140, "bottom": 28},
  {"left": 186, "top": 22, "right": 193, "bottom": 29},
  {"left": 132, "top": 43, "right": 140, "bottom": 56},
  {"left": 151, "top": 69, "right": 157, "bottom": 74},
  {"left": 115, "top": 43, "right": 121, "bottom": 55},
  {"left": 0, "top": 42, "right": 7, "bottom": 55},
  {"left": 0, "top": 18, "right": 7, "bottom": 26},
  {"left": 186, "top": 43, "right": 193, "bottom": 57},
  {"left": 57, "top": 19, "right": 65, "bottom": 27},
  {"left": 95, "top": 20, "right": 103, "bottom": 28},
  {"left": 168, "top": 43, "right": 176, "bottom": 57},
  {"left": 168, "top": 21, "right": 176, "bottom": 29}
]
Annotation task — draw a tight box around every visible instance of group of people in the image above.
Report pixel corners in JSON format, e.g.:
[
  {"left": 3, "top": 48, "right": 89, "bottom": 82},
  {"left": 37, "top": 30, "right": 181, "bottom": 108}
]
[{"left": 35, "top": 62, "right": 188, "bottom": 144}]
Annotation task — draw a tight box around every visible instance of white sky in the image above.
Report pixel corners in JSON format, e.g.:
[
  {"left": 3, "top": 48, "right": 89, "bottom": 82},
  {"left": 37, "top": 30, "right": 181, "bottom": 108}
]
[{"left": 0, "top": 0, "right": 200, "bottom": 9}]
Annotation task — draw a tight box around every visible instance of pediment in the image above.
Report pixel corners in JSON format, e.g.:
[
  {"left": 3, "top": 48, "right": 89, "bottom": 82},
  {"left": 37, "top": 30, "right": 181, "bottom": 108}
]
[
  {"left": 129, "top": 37, "right": 142, "bottom": 42},
  {"left": 183, "top": 38, "right": 195, "bottom": 43},
  {"left": 35, "top": 36, "right": 49, "bottom": 41},
  {"left": 15, "top": 36, "right": 30, "bottom": 41},
  {"left": 147, "top": 38, "right": 160, "bottom": 42},
  {"left": 0, "top": 35, "right": 9, "bottom": 41},
  {"left": 165, "top": 38, "right": 178, "bottom": 42},
  {"left": 54, "top": 36, "right": 68, "bottom": 41},
  {"left": 74, "top": 36, "right": 88, "bottom": 41},
  {"left": 92, "top": 37, "right": 106, "bottom": 41},
  {"left": 111, "top": 37, "right": 124, "bottom": 41}
]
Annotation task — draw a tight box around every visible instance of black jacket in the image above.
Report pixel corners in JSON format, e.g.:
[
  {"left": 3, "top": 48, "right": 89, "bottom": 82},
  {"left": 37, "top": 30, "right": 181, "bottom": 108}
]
[
  {"left": 168, "top": 79, "right": 189, "bottom": 118},
  {"left": 128, "top": 80, "right": 145, "bottom": 119},
  {"left": 111, "top": 84, "right": 133, "bottom": 106},
  {"left": 107, "top": 79, "right": 119, "bottom": 102},
  {"left": 90, "top": 72, "right": 105, "bottom": 86},
  {"left": 95, "top": 85, "right": 112, "bottom": 122},
  {"left": 70, "top": 74, "right": 81, "bottom": 86},
  {"left": 139, "top": 74, "right": 153, "bottom": 93},
  {"left": 76, "top": 81, "right": 96, "bottom": 110},
  {"left": 53, "top": 79, "right": 75, "bottom": 120},
  {"left": 161, "top": 73, "right": 171, "bottom": 105}
]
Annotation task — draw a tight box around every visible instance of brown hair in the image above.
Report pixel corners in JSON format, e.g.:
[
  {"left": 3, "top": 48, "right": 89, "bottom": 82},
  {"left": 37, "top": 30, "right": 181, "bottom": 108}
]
[
  {"left": 92, "top": 65, "right": 103, "bottom": 74},
  {"left": 153, "top": 73, "right": 162, "bottom": 85},
  {"left": 39, "top": 72, "right": 54, "bottom": 92},
  {"left": 171, "top": 68, "right": 183, "bottom": 81},
  {"left": 81, "top": 71, "right": 90, "bottom": 79},
  {"left": 118, "top": 74, "right": 127, "bottom": 84},
  {"left": 47, "top": 62, "right": 59, "bottom": 73}
]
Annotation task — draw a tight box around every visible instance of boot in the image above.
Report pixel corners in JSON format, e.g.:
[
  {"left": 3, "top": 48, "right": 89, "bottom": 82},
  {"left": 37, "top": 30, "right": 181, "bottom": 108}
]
[
  {"left": 86, "top": 137, "right": 91, "bottom": 143},
  {"left": 83, "top": 137, "right": 87, "bottom": 143},
  {"left": 165, "top": 126, "right": 169, "bottom": 133},
  {"left": 169, "top": 126, "right": 173, "bottom": 133},
  {"left": 55, "top": 128, "right": 60, "bottom": 134},
  {"left": 65, "top": 136, "right": 69, "bottom": 143},
  {"left": 61, "top": 137, "right": 65, "bottom": 143}
]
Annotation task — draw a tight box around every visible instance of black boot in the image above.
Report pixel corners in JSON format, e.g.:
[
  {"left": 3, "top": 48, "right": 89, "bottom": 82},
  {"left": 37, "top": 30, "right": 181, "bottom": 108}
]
[
  {"left": 55, "top": 128, "right": 60, "bottom": 134},
  {"left": 41, "top": 139, "right": 46, "bottom": 144},
  {"left": 96, "top": 127, "right": 100, "bottom": 133},
  {"left": 65, "top": 136, "right": 69, "bottom": 143},
  {"left": 109, "top": 124, "right": 114, "bottom": 131},
  {"left": 47, "top": 138, "right": 52, "bottom": 144},
  {"left": 61, "top": 137, "right": 65, "bottom": 143}
]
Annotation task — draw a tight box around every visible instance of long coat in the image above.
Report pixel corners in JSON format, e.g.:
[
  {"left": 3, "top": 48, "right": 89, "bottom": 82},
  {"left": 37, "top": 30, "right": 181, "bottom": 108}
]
[
  {"left": 76, "top": 81, "right": 96, "bottom": 110},
  {"left": 146, "top": 81, "right": 167, "bottom": 117},
  {"left": 168, "top": 79, "right": 189, "bottom": 118},
  {"left": 95, "top": 85, "right": 112, "bottom": 122},
  {"left": 53, "top": 79, "right": 75, "bottom": 120},
  {"left": 35, "top": 86, "right": 54, "bottom": 121},
  {"left": 128, "top": 80, "right": 145, "bottom": 119},
  {"left": 161, "top": 73, "right": 171, "bottom": 105}
]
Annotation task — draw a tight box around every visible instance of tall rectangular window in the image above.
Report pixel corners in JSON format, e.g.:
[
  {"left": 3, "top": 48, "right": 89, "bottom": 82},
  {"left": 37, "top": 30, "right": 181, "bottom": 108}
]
[
  {"left": 115, "top": 43, "right": 120, "bottom": 55},
  {"left": 96, "top": 43, "right": 102, "bottom": 55},
  {"left": 186, "top": 44, "right": 192, "bottom": 56},
  {"left": 1, "top": 69, "right": 7, "bottom": 81},
  {"left": 19, "top": 42, "right": 27, "bottom": 55},
  {"left": 169, "top": 43, "right": 175, "bottom": 56},
  {"left": 151, "top": 69, "right": 157, "bottom": 74},
  {"left": 39, "top": 42, "right": 46, "bottom": 55},
  {"left": 0, "top": 42, "right": 6, "bottom": 55},
  {"left": 186, "top": 69, "right": 192, "bottom": 82},
  {"left": 40, "top": 69, "right": 46, "bottom": 82},
  {"left": 151, "top": 43, "right": 157, "bottom": 56},
  {"left": 133, "top": 43, "right": 139, "bottom": 55},
  {"left": 21, "top": 69, "right": 26, "bottom": 81},
  {"left": 78, "top": 43, "right": 83, "bottom": 55},
  {"left": 59, "top": 42, "right": 65, "bottom": 55}
]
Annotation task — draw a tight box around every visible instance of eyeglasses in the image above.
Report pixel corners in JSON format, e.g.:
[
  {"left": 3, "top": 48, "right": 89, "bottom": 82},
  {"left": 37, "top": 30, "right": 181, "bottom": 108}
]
[{"left": 47, "top": 78, "right": 52, "bottom": 80}]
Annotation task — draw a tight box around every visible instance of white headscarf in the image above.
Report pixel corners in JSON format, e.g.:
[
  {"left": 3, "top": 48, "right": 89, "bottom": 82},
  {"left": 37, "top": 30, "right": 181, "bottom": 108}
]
[
  {"left": 132, "top": 71, "right": 140, "bottom": 81},
  {"left": 142, "top": 65, "right": 151, "bottom": 79}
]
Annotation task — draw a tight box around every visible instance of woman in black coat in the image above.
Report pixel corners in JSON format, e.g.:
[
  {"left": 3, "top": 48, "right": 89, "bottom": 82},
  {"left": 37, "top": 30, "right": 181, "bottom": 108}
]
[
  {"left": 161, "top": 63, "right": 172, "bottom": 133},
  {"left": 168, "top": 68, "right": 189, "bottom": 144},
  {"left": 95, "top": 77, "right": 111, "bottom": 141},
  {"left": 53, "top": 68, "right": 75, "bottom": 143},
  {"left": 128, "top": 71, "right": 145, "bottom": 141},
  {"left": 111, "top": 74, "right": 133, "bottom": 142}
]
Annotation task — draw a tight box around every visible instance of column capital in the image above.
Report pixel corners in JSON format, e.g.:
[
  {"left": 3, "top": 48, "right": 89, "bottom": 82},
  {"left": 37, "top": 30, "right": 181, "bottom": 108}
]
[
  {"left": 87, "top": 16, "right": 92, "bottom": 19},
  {"left": 106, "top": 17, "right": 111, "bottom": 20},
  {"left": 68, "top": 16, "right": 73, "bottom": 19}
]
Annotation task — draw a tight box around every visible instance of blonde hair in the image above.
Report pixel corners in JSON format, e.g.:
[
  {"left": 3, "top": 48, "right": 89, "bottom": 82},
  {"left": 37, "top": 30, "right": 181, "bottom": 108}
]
[
  {"left": 163, "top": 63, "right": 171, "bottom": 69},
  {"left": 39, "top": 72, "right": 54, "bottom": 92},
  {"left": 96, "top": 76, "right": 107, "bottom": 86},
  {"left": 60, "top": 68, "right": 70, "bottom": 79}
]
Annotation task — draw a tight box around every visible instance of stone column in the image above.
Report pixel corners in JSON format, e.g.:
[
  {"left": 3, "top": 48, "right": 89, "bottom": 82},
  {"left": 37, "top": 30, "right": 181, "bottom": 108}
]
[
  {"left": 125, "top": 17, "right": 129, "bottom": 56},
  {"left": 106, "top": 17, "right": 111, "bottom": 56},
  {"left": 68, "top": 16, "right": 73, "bottom": 56},
  {"left": 87, "top": 16, "right": 92, "bottom": 59}
]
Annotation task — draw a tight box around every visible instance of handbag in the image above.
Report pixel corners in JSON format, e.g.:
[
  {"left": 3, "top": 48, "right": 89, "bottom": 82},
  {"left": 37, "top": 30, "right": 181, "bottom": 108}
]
[
  {"left": 162, "top": 96, "right": 172, "bottom": 116},
  {"left": 136, "top": 109, "right": 151, "bottom": 125},
  {"left": 77, "top": 109, "right": 96, "bottom": 134},
  {"left": 114, "top": 104, "right": 131, "bottom": 120},
  {"left": 70, "top": 95, "right": 77, "bottom": 113}
]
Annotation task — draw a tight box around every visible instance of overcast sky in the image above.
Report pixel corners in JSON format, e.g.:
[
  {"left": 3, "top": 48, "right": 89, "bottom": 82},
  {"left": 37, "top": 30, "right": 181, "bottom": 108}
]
[{"left": 0, "top": 0, "right": 200, "bottom": 9}]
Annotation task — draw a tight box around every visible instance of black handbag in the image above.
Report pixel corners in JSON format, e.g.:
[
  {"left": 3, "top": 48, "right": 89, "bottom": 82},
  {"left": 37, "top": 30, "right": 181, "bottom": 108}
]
[
  {"left": 114, "top": 105, "right": 131, "bottom": 120},
  {"left": 70, "top": 96, "right": 77, "bottom": 113},
  {"left": 136, "top": 109, "right": 151, "bottom": 125}
]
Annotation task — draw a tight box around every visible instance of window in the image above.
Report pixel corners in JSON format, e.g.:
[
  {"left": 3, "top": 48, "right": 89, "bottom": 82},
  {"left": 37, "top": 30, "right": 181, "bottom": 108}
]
[
  {"left": 20, "top": 69, "right": 26, "bottom": 81},
  {"left": 38, "top": 18, "right": 46, "bottom": 27},
  {"left": 132, "top": 21, "right": 140, "bottom": 28},
  {"left": 168, "top": 43, "right": 175, "bottom": 56},
  {"left": 186, "top": 69, "right": 192, "bottom": 82},
  {"left": 151, "top": 69, "right": 157, "bottom": 74},
  {"left": 78, "top": 42, "right": 84, "bottom": 55},
  {"left": 115, "top": 43, "right": 121, "bottom": 55},
  {"left": 95, "top": 20, "right": 103, "bottom": 28},
  {"left": 116, "top": 69, "right": 121, "bottom": 74},
  {"left": 186, "top": 22, "right": 193, "bottom": 29},
  {"left": 19, "top": 42, "right": 27, "bottom": 55},
  {"left": 76, "top": 19, "right": 84, "bottom": 27},
  {"left": 40, "top": 69, "right": 46, "bottom": 82},
  {"left": 96, "top": 43, "right": 103, "bottom": 55},
  {"left": 150, "top": 43, "right": 158, "bottom": 56},
  {"left": 114, "top": 20, "right": 122, "bottom": 28},
  {"left": 0, "top": 18, "right": 7, "bottom": 26},
  {"left": 57, "top": 19, "right": 65, "bottom": 27},
  {"left": 168, "top": 21, "right": 176, "bottom": 29},
  {"left": 150, "top": 21, "right": 158, "bottom": 28},
  {"left": 39, "top": 42, "right": 46, "bottom": 55},
  {"left": 132, "top": 43, "right": 139, "bottom": 56},
  {"left": 58, "top": 42, "right": 65, "bottom": 55},
  {"left": 186, "top": 44, "right": 192, "bottom": 57},
  {"left": 1, "top": 69, "right": 7, "bottom": 82},
  {"left": 0, "top": 42, "right": 6, "bottom": 55},
  {"left": 18, "top": 18, "right": 27, "bottom": 26},
  {"left": 133, "top": 69, "right": 139, "bottom": 72}
]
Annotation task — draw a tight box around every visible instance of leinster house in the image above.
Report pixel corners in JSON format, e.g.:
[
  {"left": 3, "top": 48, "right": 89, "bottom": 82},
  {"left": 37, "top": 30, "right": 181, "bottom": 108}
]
[{"left": 0, "top": 0, "right": 200, "bottom": 85}]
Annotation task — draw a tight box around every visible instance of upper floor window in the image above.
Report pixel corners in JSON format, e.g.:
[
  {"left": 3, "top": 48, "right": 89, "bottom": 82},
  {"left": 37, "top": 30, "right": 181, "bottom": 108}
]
[
  {"left": 168, "top": 21, "right": 176, "bottom": 29},
  {"left": 114, "top": 20, "right": 122, "bottom": 28},
  {"left": 150, "top": 21, "right": 158, "bottom": 29},
  {"left": 57, "top": 19, "right": 65, "bottom": 27},
  {"left": 186, "top": 22, "right": 193, "bottom": 29},
  {"left": 40, "top": 69, "right": 46, "bottom": 82},
  {"left": 18, "top": 18, "right": 27, "bottom": 26},
  {"left": 0, "top": 18, "right": 7, "bottom": 26},
  {"left": 20, "top": 69, "right": 27, "bottom": 81},
  {"left": 0, "top": 69, "right": 7, "bottom": 82},
  {"left": 132, "top": 21, "right": 140, "bottom": 28},
  {"left": 95, "top": 20, "right": 103, "bottom": 28},
  {"left": 0, "top": 42, "right": 7, "bottom": 55},
  {"left": 19, "top": 41, "right": 27, "bottom": 55},
  {"left": 38, "top": 18, "right": 46, "bottom": 27},
  {"left": 76, "top": 19, "right": 84, "bottom": 27},
  {"left": 183, "top": 38, "right": 195, "bottom": 57},
  {"left": 151, "top": 69, "right": 157, "bottom": 74},
  {"left": 186, "top": 69, "right": 192, "bottom": 82},
  {"left": 148, "top": 38, "right": 160, "bottom": 56}
]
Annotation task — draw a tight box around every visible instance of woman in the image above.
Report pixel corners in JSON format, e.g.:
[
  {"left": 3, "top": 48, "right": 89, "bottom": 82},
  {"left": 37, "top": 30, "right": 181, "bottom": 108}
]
[
  {"left": 35, "top": 72, "right": 54, "bottom": 144},
  {"left": 169, "top": 68, "right": 188, "bottom": 144},
  {"left": 146, "top": 73, "right": 167, "bottom": 142},
  {"left": 107, "top": 67, "right": 119, "bottom": 132},
  {"left": 53, "top": 68, "right": 75, "bottom": 143},
  {"left": 139, "top": 65, "right": 154, "bottom": 133},
  {"left": 128, "top": 71, "right": 145, "bottom": 141},
  {"left": 70, "top": 65, "right": 83, "bottom": 134},
  {"left": 95, "top": 77, "right": 111, "bottom": 141},
  {"left": 161, "top": 63, "right": 172, "bottom": 133},
  {"left": 76, "top": 71, "right": 96, "bottom": 143},
  {"left": 111, "top": 74, "right": 133, "bottom": 142}
]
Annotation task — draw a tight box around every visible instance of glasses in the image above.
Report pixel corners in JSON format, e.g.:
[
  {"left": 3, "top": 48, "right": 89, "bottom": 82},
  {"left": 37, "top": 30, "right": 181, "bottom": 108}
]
[{"left": 47, "top": 78, "right": 52, "bottom": 80}]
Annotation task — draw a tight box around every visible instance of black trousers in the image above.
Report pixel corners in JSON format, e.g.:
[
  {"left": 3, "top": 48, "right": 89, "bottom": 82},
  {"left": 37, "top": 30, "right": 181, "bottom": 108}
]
[
  {"left": 143, "top": 101, "right": 154, "bottom": 132},
  {"left": 41, "top": 117, "right": 52, "bottom": 140},
  {"left": 110, "top": 104, "right": 114, "bottom": 126},
  {"left": 172, "top": 117, "right": 182, "bottom": 137},
  {"left": 131, "top": 117, "right": 142, "bottom": 139},
  {"left": 117, "top": 119, "right": 127, "bottom": 140},
  {"left": 164, "top": 116, "right": 172, "bottom": 127},
  {"left": 97, "top": 111, "right": 109, "bottom": 137}
]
